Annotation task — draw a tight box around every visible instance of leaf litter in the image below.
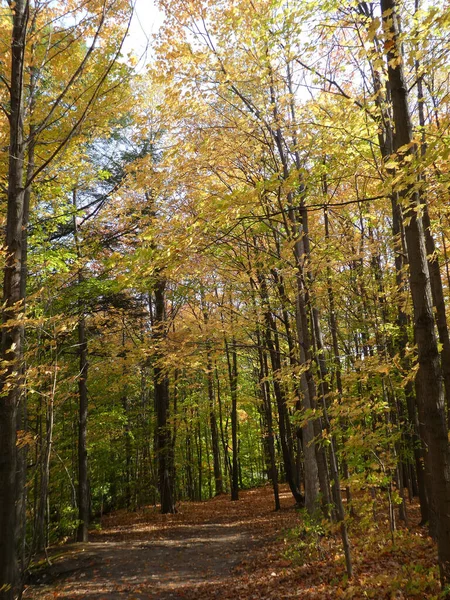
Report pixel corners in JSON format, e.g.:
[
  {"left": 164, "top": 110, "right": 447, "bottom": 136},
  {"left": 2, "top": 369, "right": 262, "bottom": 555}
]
[{"left": 23, "top": 484, "right": 439, "bottom": 599}]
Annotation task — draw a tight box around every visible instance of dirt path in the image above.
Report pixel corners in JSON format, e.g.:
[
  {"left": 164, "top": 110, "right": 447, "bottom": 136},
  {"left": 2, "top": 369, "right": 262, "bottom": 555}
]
[
  {"left": 24, "top": 486, "right": 298, "bottom": 599},
  {"left": 22, "top": 485, "right": 441, "bottom": 599}
]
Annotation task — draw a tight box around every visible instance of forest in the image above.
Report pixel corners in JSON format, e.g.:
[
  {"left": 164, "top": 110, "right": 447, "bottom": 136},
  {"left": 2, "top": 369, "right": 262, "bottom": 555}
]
[{"left": 1, "top": 0, "right": 450, "bottom": 598}]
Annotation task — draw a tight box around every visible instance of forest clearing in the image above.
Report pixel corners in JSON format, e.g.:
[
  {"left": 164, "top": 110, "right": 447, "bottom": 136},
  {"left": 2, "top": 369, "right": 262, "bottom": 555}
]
[{"left": 1, "top": 0, "right": 450, "bottom": 598}]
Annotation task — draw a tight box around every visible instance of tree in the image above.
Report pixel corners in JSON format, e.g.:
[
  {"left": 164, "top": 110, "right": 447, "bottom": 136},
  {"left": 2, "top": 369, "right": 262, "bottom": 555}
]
[
  {"left": 0, "top": 1, "right": 132, "bottom": 594},
  {"left": 380, "top": 0, "right": 450, "bottom": 585}
]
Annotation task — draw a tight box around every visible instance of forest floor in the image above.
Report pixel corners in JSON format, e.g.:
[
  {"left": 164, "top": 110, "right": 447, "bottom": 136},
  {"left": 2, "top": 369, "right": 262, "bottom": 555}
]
[{"left": 23, "top": 484, "right": 440, "bottom": 599}]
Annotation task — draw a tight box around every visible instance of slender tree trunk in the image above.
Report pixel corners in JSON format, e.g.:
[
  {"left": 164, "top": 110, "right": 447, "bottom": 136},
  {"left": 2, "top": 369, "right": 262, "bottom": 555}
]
[
  {"left": 256, "top": 330, "right": 280, "bottom": 511},
  {"left": 153, "top": 280, "right": 175, "bottom": 514},
  {"left": 272, "top": 68, "right": 328, "bottom": 512},
  {"left": 72, "top": 190, "right": 89, "bottom": 543},
  {"left": 294, "top": 273, "right": 321, "bottom": 512},
  {"left": 201, "top": 298, "right": 223, "bottom": 496},
  {"left": 122, "top": 389, "right": 132, "bottom": 507},
  {"left": 225, "top": 337, "right": 239, "bottom": 501},
  {"left": 16, "top": 117, "right": 36, "bottom": 593},
  {"left": 258, "top": 275, "right": 303, "bottom": 505},
  {"left": 270, "top": 267, "right": 303, "bottom": 492},
  {"left": 207, "top": 351, "right": 223, "bottom": 495},
  {"left": 121, "top": 322, "right": 132, "bottom": 508},
  {"left": 196, "top": 411, "right": 202, "bottom": 501},
  {"left": 296, "top": 199, "right": 331, "bottom": 513},
  {"left": 215, "top": 362, "right": 231, "bottom": 492},
  {"left": 171, "top": 369, "right": 178, "bottom": 505},
  {"left": 323, "top": 207, "right": 354, "bottom": 510},
  {"left": 76, "top": 313, "right": 89, "bottom": 541},
  {"left": 185, "top": 413, "right": 195, "bottom": 500},
  {"left": 36, "top": 372, "right": 55, "bottom": 551}
]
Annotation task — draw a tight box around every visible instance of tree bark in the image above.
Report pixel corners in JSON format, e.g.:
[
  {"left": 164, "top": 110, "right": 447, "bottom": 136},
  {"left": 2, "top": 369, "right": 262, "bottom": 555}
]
[
  {"left": 153, "top": 280, "right": 176, "bottom": 514},
  {"left": 0, "top": 1, "right": 28, "bottom": 595},
  {"left": 258, "top": 275, "right": 304, "bottom": 505},
  {"left": 380, "top": 0, "right": 450, "bottom": 586},
  {"left": 207, "top": 351, "right": 223, "bottom": 495},
  {"left": 201, "top": 297, "right": 223, "bottom": 496},
  {"left": 225, "top": 337, "right": 239, "bottom": 501},
  {"left": 73, "top": 190, "right": 89, "bottom": 543},
  {"left": 256, "top": 328, "right": 280, "bottom": 511},
  {"left": 361, "top": 21, "right": 430, "bottom": 524}
]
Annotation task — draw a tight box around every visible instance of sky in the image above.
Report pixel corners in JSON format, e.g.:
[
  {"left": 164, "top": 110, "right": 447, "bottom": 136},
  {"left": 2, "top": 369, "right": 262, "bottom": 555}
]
[{"left": 122, "top": 0, "right": 165, "bottom": 63}]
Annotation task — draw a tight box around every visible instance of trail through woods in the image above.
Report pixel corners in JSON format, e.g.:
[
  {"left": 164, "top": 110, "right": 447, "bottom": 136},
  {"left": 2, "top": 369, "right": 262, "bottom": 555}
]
[
  {"left": 24, "top": 486, "right": 296, "bottom": 599},
  {"left": 24, "top": 485, "right": 438, "bottom": 599}
]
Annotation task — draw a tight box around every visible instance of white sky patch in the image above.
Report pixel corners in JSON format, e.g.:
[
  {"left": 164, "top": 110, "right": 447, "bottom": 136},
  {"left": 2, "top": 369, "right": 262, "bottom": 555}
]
[{"left": 122, "top": 0, "right": 165, "bottom": 64}]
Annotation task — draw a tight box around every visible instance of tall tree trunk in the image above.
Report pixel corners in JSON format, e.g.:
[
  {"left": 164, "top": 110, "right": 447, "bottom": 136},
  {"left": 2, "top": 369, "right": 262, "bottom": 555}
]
[
  {"left": 380, "top": 0, "right": 450, "bottom": 586},
  {"left": 414, "top": 63, "right": 450, "bottom": 427},
  {"left": 323, "top": 207, "right": 353, "bottom": 509},
  {"left": 361, "top": 7, "right": 430, "bottom": 525},
  {"left": 171, "top": 369, "right": 179, "bottom": 505},
  {"left": 276, "top": 67, "right": 330, "bottom": 512},
  {"left": 0, "top": 2, "right": 28, "bottom": 594},
  {"left": 76, "top": 313, "right": 89, "bottom": 542},
  {"left": 196, "top": 413, "right": 202, "bottom": 500},
  {"left": 271, "top": 268, "right": 306, "bottom": 492},
  {"left": 16, "top": 109, "right": 36, "bottom": 591},
  {"left": 73, "top": 190, "right": 89, "bottom": 543},
  {"left": 185, "top": 412, "right": 195, "bottom": 501},
  {"left": 294, "top": 271, "right": 321, "bottom": 512}
]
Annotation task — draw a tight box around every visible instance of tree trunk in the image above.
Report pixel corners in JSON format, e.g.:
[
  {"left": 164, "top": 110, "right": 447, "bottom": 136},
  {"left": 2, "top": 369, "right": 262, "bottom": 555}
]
[
  {"left": 207, "top": 351, "right": 223, "bottom": 495},
  {"left": 196, "top": 414, "right": 202, "bottom": 500},
  {"left": 294, "top": 272, "right": 321, "bottom": 512},
  {"left": 201, "top": 297, "right": 223, "bottom": 496},
  {"left": 415, "top": 70, "right": 450, "bottom": 428},
  {"left": 380, "top": 0, "right": 450, "bottom": 586},
  {"left": 256, "top": 329, "right": 280, "bottom": 511},
  {"left": 0, "top": 2, "right": 28, "bottom": 594},
  {"left": 153, "top": 280, "right": 176, "bottom": 514},
  {"left": 270, "top": 69, "right": 327, "bottom": 512},
  {"left": 76, "top": 305, "right": 89, "bottom": 542},
  {"left": 258, "top": 275, "right": 304, "bottom": 505},
  {"left": 121, "top": 316, "right": 133, "bottom": 508},
  {"left": 362, "top": 24, "right": 431, "bottom": 524},
  {"left": 16, "top": 101, "right": 37, "bottom": 586},
  {"left": 215, "top": 362, "right": 231, "bottom": 492},
  {"left": 72, "top": 190, "right": 89, "bottom": 543},
  {"left": 225, "top": 337, "right": 239, "bottom": 501},
  {"left": 36, "top": 377, "right": 55, "bottom": 551}
]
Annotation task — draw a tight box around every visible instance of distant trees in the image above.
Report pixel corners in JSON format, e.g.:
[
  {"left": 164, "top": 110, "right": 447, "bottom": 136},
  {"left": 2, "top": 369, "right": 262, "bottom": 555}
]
[{"left": 152, "top": 0, "right": 450, "bottom": 585}]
